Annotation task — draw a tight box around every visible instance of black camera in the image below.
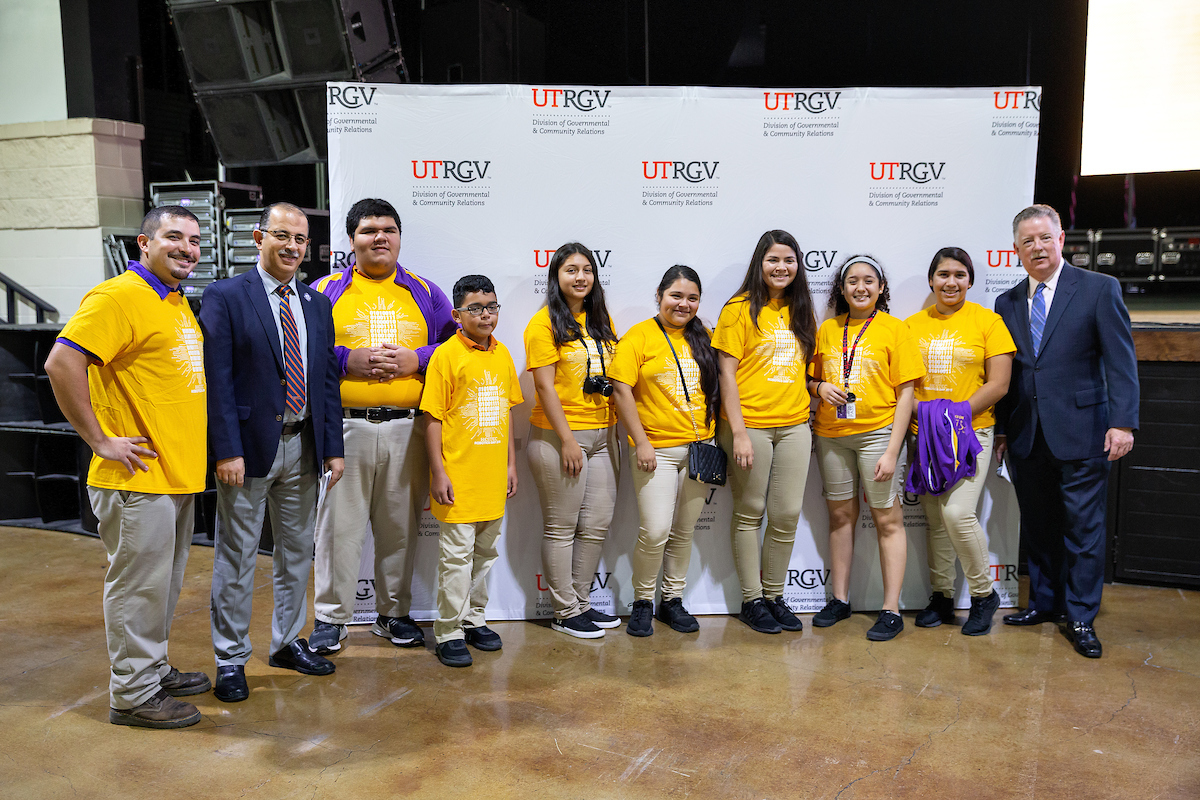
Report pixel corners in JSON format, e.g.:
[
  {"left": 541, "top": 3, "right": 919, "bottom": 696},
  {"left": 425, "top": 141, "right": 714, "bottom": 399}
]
[{"left": 582, "top": 375, "right": 613, "bottom": 396}]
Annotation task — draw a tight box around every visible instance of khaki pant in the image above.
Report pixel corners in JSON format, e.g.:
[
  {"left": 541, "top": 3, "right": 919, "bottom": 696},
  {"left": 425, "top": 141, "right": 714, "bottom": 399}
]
[
  {"left": 526, "top": 425, "right": 620, "bottom": 619},
  {"left": 919, "top": 426, "right": 996, "bottom": 597},
  {"left": 88, "top": 488, "right": 194, "bottom": 709},
  {"left": 434, "top": 518, "right": 502, "bottom": 643},
  {"left": 815, "top": 425, "right": 907, "bottom": 509},
  {"left": 719, "top": 421, "right": 812, "bottom": 603},
  {"left": 314, "top": 415, "right": 428, "bottom": 625},
  {"left": 629, "top": 444, "right": 709, "bottom": 602}
]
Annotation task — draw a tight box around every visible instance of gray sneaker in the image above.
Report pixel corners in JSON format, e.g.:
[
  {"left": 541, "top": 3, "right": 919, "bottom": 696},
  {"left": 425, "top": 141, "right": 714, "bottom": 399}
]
[
  {"left": 372, "top": 614, "right": 425, "bottom": 648},
  {"left": 310, "top": 621, "right": 348, "bottom": 654},
  {"left": 110, "top": 689, "right": 201, "bottom": 729}
]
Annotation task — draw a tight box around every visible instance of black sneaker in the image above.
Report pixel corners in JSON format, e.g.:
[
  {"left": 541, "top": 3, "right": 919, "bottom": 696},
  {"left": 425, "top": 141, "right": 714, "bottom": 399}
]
[
  {"left": 372, "top": 614, "right": 425, "bottom": 648},
  {"left": 655, "top": 597, "right": 699, "bottom": 633},
  {"left": 552, "top": 613, "right": 605, "bottom": 639},
  {"left": 915, "top": 592, "right": 955, "bottom": 628},
  {"left": 765, "top": 596, "right": 804, "bottom": 632},
  {"left": 463, "top": 625, "right": 502, "bottom": 651},
  {"left": 436, "top": 640, "right": 472, "bottom": 667},
  {"left": 738, "top": 597, "right": 782, "bottom": 634},
  {"left": 866, "top": 610, "right": 904, "bottom": 641},
  {"left": 626, "top": 599, "right": 654, "bottom": 637},
  {"left": 961, "top": 590, "right": 1001, "bottom": 636},
  {"left": 310, "top": 621, "right": 348, "bottom": 654},
  {"left": 812, "top": 598, "right": 852, "bottom": 628},
  {"left": 583, "top": 608, "right": 622, "bottom": 629}
]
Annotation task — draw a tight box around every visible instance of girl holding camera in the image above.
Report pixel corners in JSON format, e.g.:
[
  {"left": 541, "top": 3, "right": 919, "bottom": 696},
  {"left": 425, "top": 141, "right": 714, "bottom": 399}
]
[{"left": 525, "top": 243, "right": 622, "bottom": 639}]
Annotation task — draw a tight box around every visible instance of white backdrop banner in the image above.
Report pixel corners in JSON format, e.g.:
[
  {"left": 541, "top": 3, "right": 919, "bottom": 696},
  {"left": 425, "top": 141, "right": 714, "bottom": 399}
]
[{"left": 327, "top": 84, "right": 1040, "bottom": 623}]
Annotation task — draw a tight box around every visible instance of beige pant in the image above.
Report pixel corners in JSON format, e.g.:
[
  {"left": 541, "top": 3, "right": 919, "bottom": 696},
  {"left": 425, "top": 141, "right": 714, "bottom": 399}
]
[
  {"left": 815, "top": 425, "right": 907, "bottom": 509},
  {"left": 435, "top": 518, "right": 502, "bottom": 643},
  {"left": 919, "top": 426, "right": 996, "bottom": 597},
  {"left": 527, "top": 425, "right": 620, "bottom": 619},
  {"left": 630, "top": 444, "right": 710, "bottom": 602},
  {"left": 88, "top": 488, "right": 194, "bottom": 709},
  {"left": 719, "top": 421, "right": 812, "bottom": 602},
  {"left": 314, "top": 415, "right": 428, "bottom": 624}
]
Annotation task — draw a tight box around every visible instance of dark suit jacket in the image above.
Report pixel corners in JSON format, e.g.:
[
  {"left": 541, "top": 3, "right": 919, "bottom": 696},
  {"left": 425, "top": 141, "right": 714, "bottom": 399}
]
[
  {"left": 994, "top": 263, "right": 1139, "bottom": 461},
  {"left": 199, "top": 270, "right": 344, "bottom": 477}
]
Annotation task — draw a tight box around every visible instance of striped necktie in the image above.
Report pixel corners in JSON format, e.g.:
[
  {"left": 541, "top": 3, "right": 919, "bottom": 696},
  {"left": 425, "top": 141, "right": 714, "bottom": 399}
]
[
  {"left": 1030, "top": 282, "right": 1047, "bottom": 357},
  {"left": 278, "top": 285, "right": 306, "bottom": 415}
]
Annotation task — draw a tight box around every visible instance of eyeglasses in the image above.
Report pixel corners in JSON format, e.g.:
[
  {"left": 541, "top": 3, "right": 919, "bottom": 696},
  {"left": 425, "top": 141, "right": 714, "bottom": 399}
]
[
  {"left": 457, "top": 303, "right": 501, "bottom": 316},
  {"left": 265, "top": 229, "right": 309, "bottom": 246}
]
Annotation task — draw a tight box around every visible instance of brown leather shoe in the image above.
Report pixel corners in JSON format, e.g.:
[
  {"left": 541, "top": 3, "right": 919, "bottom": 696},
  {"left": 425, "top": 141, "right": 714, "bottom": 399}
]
[
  {"left": 110, "top": 689, "right": 201, "bottom": 729},
  {"left": 160, "top": 666, "right": 212, "bottom": 697}
]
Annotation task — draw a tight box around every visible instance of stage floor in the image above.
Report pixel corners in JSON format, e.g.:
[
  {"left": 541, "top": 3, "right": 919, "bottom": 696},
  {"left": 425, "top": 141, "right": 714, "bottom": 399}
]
[{"left": 2, "top": 524, "right": 1197, "bottom": 799}]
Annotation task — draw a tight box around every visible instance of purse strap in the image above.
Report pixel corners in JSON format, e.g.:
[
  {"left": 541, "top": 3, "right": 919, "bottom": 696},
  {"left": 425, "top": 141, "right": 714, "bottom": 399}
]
[{"left": 654, "top": 317, "right": 702, "bottom": 443}]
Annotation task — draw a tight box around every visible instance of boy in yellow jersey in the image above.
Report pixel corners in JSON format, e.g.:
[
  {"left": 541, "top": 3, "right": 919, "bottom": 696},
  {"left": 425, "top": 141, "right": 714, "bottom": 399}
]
[
  {"left": 420, "top": 275, "right": 523, "bottom": 667},
  {"left": 44, "top": 207, "right": 211, "bottom": 728}
]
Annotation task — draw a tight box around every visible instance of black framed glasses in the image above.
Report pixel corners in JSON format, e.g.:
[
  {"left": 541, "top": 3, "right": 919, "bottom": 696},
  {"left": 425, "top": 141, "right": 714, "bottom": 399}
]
[{"left": 457, "top": 303, "right": 501, "bottom": 316}]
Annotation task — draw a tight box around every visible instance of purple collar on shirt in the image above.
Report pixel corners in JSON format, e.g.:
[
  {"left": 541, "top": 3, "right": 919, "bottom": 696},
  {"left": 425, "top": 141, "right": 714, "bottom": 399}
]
[
  {"left": 127, "top": 260, "right": 182, "bottom": 299},
  {"left": 323, "top": 259, "right": 437, "bottom": 344}
]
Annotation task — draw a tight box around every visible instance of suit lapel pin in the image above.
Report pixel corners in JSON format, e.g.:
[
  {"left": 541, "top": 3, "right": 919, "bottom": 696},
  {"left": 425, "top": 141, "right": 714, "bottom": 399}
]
[{"left": 304, "top": 293, "right": 311, "bottom": 301}]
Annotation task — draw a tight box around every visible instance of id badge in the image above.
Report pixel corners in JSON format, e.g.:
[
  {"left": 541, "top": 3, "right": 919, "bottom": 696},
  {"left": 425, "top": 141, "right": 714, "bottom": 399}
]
[{"left": 836, "top": 401, "right": 856, "bottom": 420}]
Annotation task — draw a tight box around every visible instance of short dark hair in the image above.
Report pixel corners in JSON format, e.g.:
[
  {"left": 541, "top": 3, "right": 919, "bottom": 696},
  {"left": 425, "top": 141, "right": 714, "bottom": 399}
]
[
  {"left": 453, "top": 274, "right": 496, "bottom": 308},
  {"left": 141, "top": 205, "right": 199, "bottom": 238},
  {"left": 346, "top": 198, "right": 401, "bottom": 238},
  {"left": 928, "top": 247, "right": 975, "bottom": 284},
  {"left": 258, "top": 202, "right": 307, "bottom": 232}
]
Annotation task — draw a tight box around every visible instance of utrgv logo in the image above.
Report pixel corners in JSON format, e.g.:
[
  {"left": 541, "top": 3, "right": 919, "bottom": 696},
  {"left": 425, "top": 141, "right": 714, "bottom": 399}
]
[
  {"left": 802, "top": 250, "right": 838, "bottom": 272},
  {"left": 764, "top": 91, "right": 842, "bottom": 113},
  {"left": 535, "top": 248, "right": 611, "bottom": 269},
  {"left": 987, "top": 249, "right": 1020, "bottom": 267},
  {"left": 642, "top": 161, "right": 719, "bottom": 182},
  {"left": 994, "top": 90, "right": 1041, "bottom": 111},
  {"left": 869, "top": 162, "right": 946, "bottom": 183},
  {"left": 412, "top": 160, "right": 491, "bottom": 182},
  {"left": 328, "top": 85, "right": 376, "bottom": 108},
  {"left": 532, "top": 88, "right": 611, "bottom": 111}
]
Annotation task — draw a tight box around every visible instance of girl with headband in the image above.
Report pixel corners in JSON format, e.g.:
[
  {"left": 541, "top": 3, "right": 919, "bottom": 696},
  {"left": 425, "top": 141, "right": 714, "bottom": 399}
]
[{"left": 806, "top": 255, "right": 925, "bottom": 641}]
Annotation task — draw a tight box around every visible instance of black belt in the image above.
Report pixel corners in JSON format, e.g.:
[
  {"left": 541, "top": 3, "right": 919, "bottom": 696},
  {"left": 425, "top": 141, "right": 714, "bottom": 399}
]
[
  {"left": 344, "top": 406, "right": 422, "bottom": 422},
  {"left": 280, "top": 418, "right": 310, "bottom": 436}
]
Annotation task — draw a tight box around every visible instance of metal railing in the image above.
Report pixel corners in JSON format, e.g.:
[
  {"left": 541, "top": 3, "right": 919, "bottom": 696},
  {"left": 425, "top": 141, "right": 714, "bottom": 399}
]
[{"left": 0, "top": 271, "right": 57, "bottom": 323}]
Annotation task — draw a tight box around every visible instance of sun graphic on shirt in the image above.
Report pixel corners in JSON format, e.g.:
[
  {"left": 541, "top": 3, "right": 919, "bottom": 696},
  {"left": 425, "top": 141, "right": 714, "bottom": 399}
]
[
  {"left": 823, "top": 340, "right": 883, "bottom": 394},
  {"left": 344, "top": 297, "right": 422, "bottom": 347},
  {"left": 171, "top": 318, "right": 206, "bottom": 394},
  {"left": 652, "top": 348, "right": 706, "bottom": 423},
  {"left": 458, "top": 370, "right": 507, "bottom": 445},
  {"left": 561, "top": 336, "right": 610, "bottom": 383},
  {"left": 753, "top": 317, "right": 802, "bottom": 384},
  {"left": 918, "top": 331, "right": 974, "bottom": 393}
]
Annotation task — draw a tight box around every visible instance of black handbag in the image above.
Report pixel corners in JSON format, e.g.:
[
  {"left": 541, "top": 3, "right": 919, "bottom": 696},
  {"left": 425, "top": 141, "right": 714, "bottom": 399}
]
[{"left": 655, "top": 319, "right": 728, "bottom": 486}]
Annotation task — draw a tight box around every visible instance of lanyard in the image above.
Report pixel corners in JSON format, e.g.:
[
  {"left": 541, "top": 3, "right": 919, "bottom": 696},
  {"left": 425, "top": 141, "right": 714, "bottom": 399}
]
[
  {"left": 582, "top": 333, "right": 607, "bottom": 377},
  {"left": 653, "top": 317, "right": 703, "bottom": 441},
  {"left": 841, "top": 310, "right": 877, "bottom": 391}
]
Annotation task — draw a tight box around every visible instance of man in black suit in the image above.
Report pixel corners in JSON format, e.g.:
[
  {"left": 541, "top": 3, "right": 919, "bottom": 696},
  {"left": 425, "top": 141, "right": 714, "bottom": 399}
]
[
  {"left": 994, "top": 204, "right": 1139, "bottom": 658},
  {"left": 199, "top": 202, "right": 345, "bottom": 701}
]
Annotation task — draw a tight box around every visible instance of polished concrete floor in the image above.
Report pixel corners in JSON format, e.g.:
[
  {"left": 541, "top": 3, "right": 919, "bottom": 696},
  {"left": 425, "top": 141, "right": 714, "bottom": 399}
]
[{"left": 2, "top": 525, "right": 1198, "bottom": 799}]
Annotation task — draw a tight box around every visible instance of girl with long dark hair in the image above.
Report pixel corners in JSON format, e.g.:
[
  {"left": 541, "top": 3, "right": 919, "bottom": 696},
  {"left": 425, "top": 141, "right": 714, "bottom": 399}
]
[
  {"left": 712, "top": 230, "right": 818, "bottom": 634},
  {"left": 524, "top": 243, "right": 622, "bottom": 639},
  {"left": 610, "top": 265, "right": 720, "bottom": 637}
]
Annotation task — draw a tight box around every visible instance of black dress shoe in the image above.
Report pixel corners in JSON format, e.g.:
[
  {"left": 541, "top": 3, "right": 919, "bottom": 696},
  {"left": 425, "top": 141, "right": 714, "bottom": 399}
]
[
  {"left": 214, "top": 665, "right": 249, "bottom": 703},
  {"left": 1069, "top": 622, "right": 1102, "bottom": 658},
  {"left": 1002, "top": 608, "right": 1065, "bottom": 626},
  {"left": 269, "top": 639, "right": 336, "bottom": 675}
]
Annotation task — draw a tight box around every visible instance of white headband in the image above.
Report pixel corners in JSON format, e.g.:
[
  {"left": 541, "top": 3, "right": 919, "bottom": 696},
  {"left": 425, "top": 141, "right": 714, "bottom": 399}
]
[{"left": 839, "top": 255, "right": 884, "bottom": 281}]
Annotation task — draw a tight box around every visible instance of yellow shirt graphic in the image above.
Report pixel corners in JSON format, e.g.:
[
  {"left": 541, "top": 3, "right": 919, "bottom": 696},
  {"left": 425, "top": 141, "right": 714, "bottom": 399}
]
[
  {"left": 905, "top": 301, "right": 1016, "bottom": 434},
  {"left": 317, "top": 269, "right": 428, "bottom": 408},
  {"left": 711, "top": 294, "right": 810, "bottom": 428},
  {"left": 421, "top": 331, "right": 524, "bottom": 523},
  {"left": 58, "top": 270, "right": 208, "bottom": 494},
  {"left": 523, "top": 307, "right": 617, "bottom": 431},
  {"left": 810, "top": 311, "right": 925, "bottom": 438},
  {"left": 610, "top": 318, "right": 715, "bottom": 448}
]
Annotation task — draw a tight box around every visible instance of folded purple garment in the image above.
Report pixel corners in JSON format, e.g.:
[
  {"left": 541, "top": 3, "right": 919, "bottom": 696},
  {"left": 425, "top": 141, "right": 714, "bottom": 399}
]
[{"left": 905, "top": 399, "right": 982, "bottom": 496}]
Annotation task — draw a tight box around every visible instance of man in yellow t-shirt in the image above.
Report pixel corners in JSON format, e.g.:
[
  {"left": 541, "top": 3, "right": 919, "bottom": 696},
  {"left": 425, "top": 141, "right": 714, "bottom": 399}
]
[
  {"left": 44, "top": 207, "right": 210, "bottom": 729},
  {"left": 308, "top": 199, "right": 458, "bottom": 655},
  {"left": 421, "top": 275, "right": 523, "bottom": 667}
]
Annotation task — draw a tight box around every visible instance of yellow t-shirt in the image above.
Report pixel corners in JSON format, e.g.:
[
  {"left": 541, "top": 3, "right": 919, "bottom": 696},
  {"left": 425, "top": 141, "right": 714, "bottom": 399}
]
[
  {"left": 523, "top": 307, "right": 617, "bottom": 431},
  {"left": 810, "top": 311, "right": 926, "bottom": 438},
  {"left": 59, "top": 270, "right": 208, "bottom": 493},
  {"left": 711, "top": 294, "right": 810, "bottom": 428},
  {"left": 317, "top": 269, "right": 428, "bottom": 408},
  {"left": 905, "top": 301, "right": 1016, "bottom": 434},
  {"left": 609, "top": 317, "right": 716, "bottom": 448},
  {"left": 420, "top": 331, "right": 524, "bottom": 523}
]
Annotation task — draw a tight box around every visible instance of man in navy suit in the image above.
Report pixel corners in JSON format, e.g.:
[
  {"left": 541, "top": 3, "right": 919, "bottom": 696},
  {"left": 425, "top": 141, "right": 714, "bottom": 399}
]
[
  {"left": 199, "top": 202, "right": 346, "bottom": 701},
  {"left": 994, "top": 204, "right": 1138, "bottom": 659}
]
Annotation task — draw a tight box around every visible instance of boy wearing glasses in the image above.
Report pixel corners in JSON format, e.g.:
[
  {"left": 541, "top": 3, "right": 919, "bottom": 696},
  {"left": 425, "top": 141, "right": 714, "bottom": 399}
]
[{"left": 420, "top": 275, "right": 523, "bottom": 667}]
